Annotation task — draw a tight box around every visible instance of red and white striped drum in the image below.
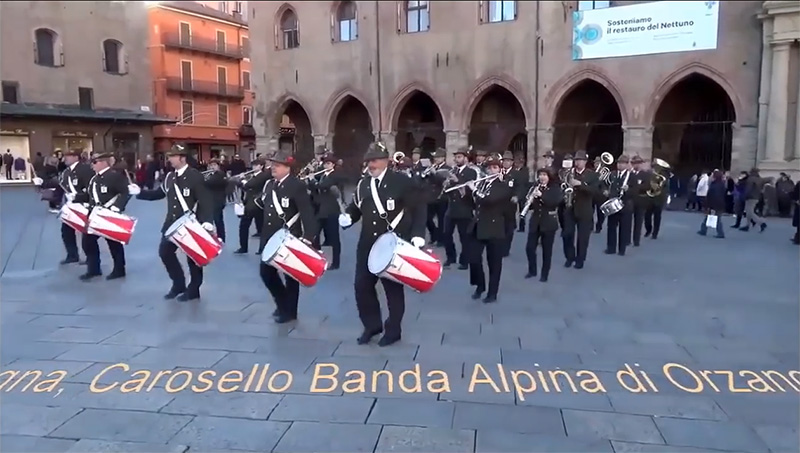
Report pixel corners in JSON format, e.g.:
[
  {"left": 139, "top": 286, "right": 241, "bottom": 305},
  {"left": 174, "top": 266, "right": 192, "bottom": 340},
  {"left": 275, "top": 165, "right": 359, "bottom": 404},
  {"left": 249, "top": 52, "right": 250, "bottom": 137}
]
[
  {"left": 164, "top": 213, "right": 223, "bottom": 267},
  {"left": 261, "top": 228, "right": 328, "bottom": 287},
  {"left": 368, "top": 232, "right": 442, "bottom": 293},
  {"left": 59, "top": 202, "right": 90, "bottom": 234},
  {"left": 86, "top": 206, "right": 137, "bottom": 244}
]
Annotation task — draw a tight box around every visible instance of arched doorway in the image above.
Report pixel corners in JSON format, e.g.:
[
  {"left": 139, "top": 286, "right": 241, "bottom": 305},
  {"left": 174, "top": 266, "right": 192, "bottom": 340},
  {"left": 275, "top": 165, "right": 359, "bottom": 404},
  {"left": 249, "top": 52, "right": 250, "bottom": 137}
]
[
  {"left": 394, "top": 91, "right": 445, "bottom": 159},
  {"left": 652, "top": 73, "right": 735, "bottom": 178},
  {"left": 276, "top": 100, "right": 314, "bottom": 165},
  {"left": 331, "top": 96, "right": 374, "bottom": 181},
  {"left": 552, "top": 80, "right": 623, "bottom": 161},
  {"left": 467, "top": 86, "right": 527, "bottom": 164}
]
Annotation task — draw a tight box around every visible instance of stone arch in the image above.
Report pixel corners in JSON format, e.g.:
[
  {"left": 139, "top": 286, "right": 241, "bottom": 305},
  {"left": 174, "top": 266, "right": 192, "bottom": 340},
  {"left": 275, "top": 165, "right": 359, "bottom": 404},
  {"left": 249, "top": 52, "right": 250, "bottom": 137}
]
[
  {"left": 544, "top": 68, "right": 628, "bottom": 127},
  {"left": 325, "top": 90, "right": 375, "bottom": 180},
  {"left": 387, "top": 82, "right": 448, "bottom": 131},
  {"left": 461, "top": 74, "right": 532, "bottom": 131},
  {"left": 323, "top": 88, "right": 378, "bottom": 135},
  {"left": 269, "top": 92, "right": 317, "bottom": 134},
  {"left": 645, "top": 62, "right": 742, "bottom": 126},
  {"left": 388, "top": 83, "right": 447, "bottom": 156},
  {"left": 270, "top": 92, "right": 315, "bottom": 163},
  {"left": 274, "top": 3, "right": 297, "bottom": 23}
]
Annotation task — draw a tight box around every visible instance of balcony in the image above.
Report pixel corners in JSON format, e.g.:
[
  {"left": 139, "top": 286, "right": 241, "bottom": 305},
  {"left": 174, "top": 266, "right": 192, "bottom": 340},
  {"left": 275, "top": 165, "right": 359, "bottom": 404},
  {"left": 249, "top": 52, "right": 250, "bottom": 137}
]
[
  {"left": 162, "top": 32, "right": 247, "bottom": 59},
  {"left": 165, "top": 77, "right": 245, "bottom": 100}
]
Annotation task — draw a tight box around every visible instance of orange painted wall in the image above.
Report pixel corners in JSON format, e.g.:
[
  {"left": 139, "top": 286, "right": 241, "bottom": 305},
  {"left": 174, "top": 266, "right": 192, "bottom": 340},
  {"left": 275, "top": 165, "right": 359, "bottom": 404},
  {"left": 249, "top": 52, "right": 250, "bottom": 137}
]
[{"left": 148, "top": 4, "right": 252, "bottom": 146}]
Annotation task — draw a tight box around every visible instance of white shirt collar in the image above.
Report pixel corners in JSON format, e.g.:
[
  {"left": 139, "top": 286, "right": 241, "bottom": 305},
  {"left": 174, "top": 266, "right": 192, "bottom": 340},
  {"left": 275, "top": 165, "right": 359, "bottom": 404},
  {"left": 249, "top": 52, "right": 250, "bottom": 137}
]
[
  {"left": 175, "top": 164, "right": 188, "bottom": 176},
  {"left": 69, "top": 162, "right": 78, "bottom": 171},
  {"left": 98, "top": 167, "right": 110, "bottom": 175},
  {"left": 277, "top": 173, "right": 289, "bottom": 185},
  {"left": 373, "top": 167, "right": 387, "bottom": 184}
]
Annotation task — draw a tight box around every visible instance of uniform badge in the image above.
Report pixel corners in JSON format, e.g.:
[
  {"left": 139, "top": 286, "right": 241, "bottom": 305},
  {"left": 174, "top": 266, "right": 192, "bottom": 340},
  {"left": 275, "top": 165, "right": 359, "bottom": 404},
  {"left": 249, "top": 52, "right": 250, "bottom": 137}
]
[
  {"left": 281, "top": 197, "right": 289, "bottom": 208},
  {"left": 100, "top": 186, "right": 108, "bottom": 194},
  {"left": 71, "top": 178, "right": 78, "bottom": 185},
  {"left": 508, "top": 179, "right": 515, "bottom": 188},
  {"left": 182, "top": 188, "right": 190, "bottom": 197},
  {"left": 386, "top": 198, "right": 395, "bottom": 211}
]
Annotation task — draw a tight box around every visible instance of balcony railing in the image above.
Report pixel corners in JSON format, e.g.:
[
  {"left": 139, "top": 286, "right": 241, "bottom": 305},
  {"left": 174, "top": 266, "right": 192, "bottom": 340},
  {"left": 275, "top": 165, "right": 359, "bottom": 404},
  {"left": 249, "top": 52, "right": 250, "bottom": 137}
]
[
  {"left": 165, "top": 77, "right": 245, "bottom": 100},
  {"left": 162, "top": 32, "right": 247, "bottom": 59}
]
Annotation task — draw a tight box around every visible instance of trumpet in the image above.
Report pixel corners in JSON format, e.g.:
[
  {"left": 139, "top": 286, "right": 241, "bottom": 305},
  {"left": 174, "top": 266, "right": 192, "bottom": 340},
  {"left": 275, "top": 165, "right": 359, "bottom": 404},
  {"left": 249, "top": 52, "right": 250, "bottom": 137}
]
[
  {"left": 230, "top": 168, "right": 259, "bottom": 183},
  {"left": 444, "top": 173, "right": 501, "bottom": 194},
  {"left": 596, "top": 152, "right": 615, "bottom": 184}
]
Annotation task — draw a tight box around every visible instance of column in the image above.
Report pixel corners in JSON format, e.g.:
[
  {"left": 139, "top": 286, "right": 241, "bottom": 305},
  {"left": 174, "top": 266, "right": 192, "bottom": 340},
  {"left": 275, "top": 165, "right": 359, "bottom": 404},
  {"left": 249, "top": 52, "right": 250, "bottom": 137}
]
[
  {"left": 795, "top": 73, "right": 800, "bottom": 160},
  {"left": 379, "top": 131, "right": 397, "bottom": 154},
  {"left": 765, "top": 42, "right": 791, "bottom": 162},
  {"left": 623, "top": 126, "right": 653, "bottom": 160},
  {"left": 756, "top": 17, "right": 774, "bottom": 160},
  {"left": 731, "top": 124, "right": 758, "bottom": 173},
  {"left": 444, "top": 130, "right": 467, "bottom": 160}
]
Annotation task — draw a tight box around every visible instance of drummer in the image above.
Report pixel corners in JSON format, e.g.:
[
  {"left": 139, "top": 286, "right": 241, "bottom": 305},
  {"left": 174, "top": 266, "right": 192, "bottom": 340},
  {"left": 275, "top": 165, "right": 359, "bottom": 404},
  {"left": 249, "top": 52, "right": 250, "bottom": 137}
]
[
  {"left": 137, "top": 144, "right": 215, "bottom": 301},
  {"left": 257, "top": 150, "right": 317, "bottom": 324},
  {"left": 338, "top": 142, "right": 427, "bottom": 347},
  {"left": 59, "top": 148, "right": 94, "bottom": 265},
  {"left": 75, "top": 152, "right": 130, "bottom": 281},
  {"left": 604, "top": 154, "right": 634, "bottom": 256}
]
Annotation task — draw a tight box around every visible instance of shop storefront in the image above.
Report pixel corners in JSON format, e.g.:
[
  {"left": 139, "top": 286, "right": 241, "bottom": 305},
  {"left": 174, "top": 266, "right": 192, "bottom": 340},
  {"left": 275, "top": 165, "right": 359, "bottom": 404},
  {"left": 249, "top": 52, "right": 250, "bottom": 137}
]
[
  {"left": 52, "top": 130, "right": 94, "bottom": 155},
  {"left": 0, "top": 128, "right": 33, "bottom": 183}
]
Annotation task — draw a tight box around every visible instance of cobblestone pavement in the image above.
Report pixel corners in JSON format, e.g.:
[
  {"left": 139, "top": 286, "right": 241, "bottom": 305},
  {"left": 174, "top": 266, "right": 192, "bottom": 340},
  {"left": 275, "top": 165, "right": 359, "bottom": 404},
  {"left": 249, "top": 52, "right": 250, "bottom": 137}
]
[{"left": 1, "top": 186, "right": 798, "bottom": 453}]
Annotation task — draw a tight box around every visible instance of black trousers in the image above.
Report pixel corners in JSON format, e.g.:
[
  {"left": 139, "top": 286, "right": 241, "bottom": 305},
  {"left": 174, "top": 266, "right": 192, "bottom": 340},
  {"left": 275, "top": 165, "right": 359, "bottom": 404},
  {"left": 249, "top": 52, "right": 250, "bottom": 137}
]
[
  {"left": 595, "top": 202, "right": 606, "bottom": 231},
  {"left": 632, "top": 206, "right": 646, "bottom": 245},
  {"left": 606, "top": 209, "right": 632, "bottom": 254},
  {"left": 4, "top": 166, "right": 11, "bottom": 180},
  {"left": 644, "top": 204, "right": 663, "bottom": 238},
  {"left": 355, "top": 243, "right": 405, "bottom": 337},
  {"left": 260, "top": 263, "right": 300, "bottom": 317},
  {"left": 503, "top": 215, "right": 516, "bottom": 256},
  {"left": 517, "top": 200, "right": 526, "bottom": 231},
  {"left": 469, "top": 237, "right": 504, "bottom": 297},
  {"left": 561, "top": 211, "right": 592, "bottom": 264},
  {"left": 238, "top": 208, "right": 263, "bottom": 251},
  {"left": 61, "top": 223, "right": 80, "bottom": 259},
  {"left": 426, "top": 202, "right": 447, "bottom": 243},
  {"left": 159, "top": 238, "right": 202, "bottom": 293},
  {"left": 525, "top": 227, "right": 555, "bottom": 278},
  {"left": 312, "top": 215, "right": 341, "bottom": 267},
  {"left": 443, "top": 217, "right": 471, "bottom": 265},
  {"left": 213, "top": 205, "right": 226, "bottom": 242},
  {"left": 82, "top": 234, "right": 125, "bottom": 275}
]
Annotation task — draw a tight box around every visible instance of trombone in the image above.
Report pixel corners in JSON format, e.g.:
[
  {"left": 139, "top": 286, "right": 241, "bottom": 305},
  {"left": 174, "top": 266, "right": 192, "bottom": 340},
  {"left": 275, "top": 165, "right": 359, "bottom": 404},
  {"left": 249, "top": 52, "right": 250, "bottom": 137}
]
[
  {"left": 230, "top": 168, "right": 260, "bottom": 184},
  {"left": 444, "top": 173, "right": 501, "bottom": 194},
  {"left": 302, "top": 169, "right": 328, "bottom": 181}
]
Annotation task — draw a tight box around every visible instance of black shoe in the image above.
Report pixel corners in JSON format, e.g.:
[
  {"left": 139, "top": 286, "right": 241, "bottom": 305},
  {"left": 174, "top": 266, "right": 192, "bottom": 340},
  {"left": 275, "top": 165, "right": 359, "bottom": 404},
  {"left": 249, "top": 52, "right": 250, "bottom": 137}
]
[
  {"left": 378, "top": 334, "right": 401, "bottom": 347},
  {"left": 564, "top": 260, "right": 573, "bottom": 268},
  {"left": 79, "top": 260, "right": 88, "bottom": 265},
  {"left": 79, "top": 272, "right": 101, "bottom": 281},
  {"left": 254, "top": 250, "right": 262, "bottom": 255},
  {"left": 60, "top": 256, "right": 79, "bottom": 265},
  {"left": 471, "top": 290, "right": 484, "bottom": 300},
  {"left": 274, "top": 314, "right": 297, "bottom": 324},
  {"left": 251, "top": 233, "right": 260, "bottom": 238},
  {"left": 574, "top": 262, "right": 584, "bottom": 269},
  {"left": 524, "top": 272, "right": 536, "bottom": 279},
  {"left": 644, "top": 231, "right": 651, "bottom": 237},
  {"left": 328, "top": 264, "right": 340, "bottom": 270},
  {"left": 443, "top": 260, "right": 454, "bottom": 268},
  {"left": 482, "top": 295, "right": 497, "bottom": 304},
  {"left": 164, "top": 287, "right": 186, "bottom": 300},
  {"left": 633, "top": 242, "right": 640, "bottom": 247},
  {"left": 595, "top": 228, "right": 602, "bottom": 234},
  {"left": 272, "top": 308, "right": 280, "bottom": 317},
  {"left": 177, "top": 292, "right": 200, "bottom": 302},
  {"left": 732, "top": 223, "right": 741, "bottom": 229},
  {"left": 517, "top": 228, "right": 525, "bottom": 233},
  {"left": 792, "top": 238, "right": 800, "bottom": 245},
  {"left": 458, "top": 264, "right": 469, "bottom": 270},
  {"left": 650, "top": 235, "right": 657, "bottom": 240},
  {"left": 106, "top": 270, "right": 126, "bottom": 280},
  {"left": 618, "top": 250, "right": 625, "bottom": 256},
  {"left": 739, "top": 227, "right": 749, "bottom": 232},
  {"left": 539, "top": 276, "right": 548, "bottom": 282},
  {"left": 234, "top": 248, "right": 248, "bottom": 254},
  {"left": 760, "top": 223, "right": 767, "bottom": 233},
  {"left": 357, "top": 329, "right": 383, "bottom": 345},
  {"left": 604, "top": 249, "right": 615, "bottom": 255}
]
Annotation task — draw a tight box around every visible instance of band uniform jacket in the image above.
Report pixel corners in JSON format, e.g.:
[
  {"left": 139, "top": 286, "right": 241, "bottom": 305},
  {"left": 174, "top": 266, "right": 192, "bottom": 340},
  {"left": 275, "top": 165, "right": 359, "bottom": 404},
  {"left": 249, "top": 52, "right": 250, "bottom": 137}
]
[
  {"left": 61, "top": 162, "right": 94, "bottom": 198},
  {"left": 137, "top": 167, "right": 214, "bottom": 233},
  {"left": 528, "top": 184, "right": 563, "bottom": 233},
  {"left": 567, "top": 168, "right": 600, "bottom": 221},
  {"left": 631, "top": 170, "right": 653, "bottom": 208},
  {"left": 420, "top": 163, "right": 450, "bottom": 203},
  {"left": 446, "top": 165, "right": 479, "bottom": 219},
  {"left": 75, "top": 168, "right": 130, "bottom": 212},
  {"left": 259, "top": 175, "right": 317, "bottom": 250},
  {"left": 471, "top": 178, "right": 513, "bottom": 240},
  {"left": 608, "top": 170, "right": 636, "bottom": 208},
  {"left": 204, "top": 170, "right": 229, "bottom": 209},
  {"left": 502, "top": 168, "right": 527, "bottom": 215},
  {"left": 309, "top": 170, "right": 344, "bottom": 219},
  {"left": 346, "top": 170, "right": 426, "bottom": 244},
  {"left": 242, "top": 171, "right": 271, "bottom": 212}
]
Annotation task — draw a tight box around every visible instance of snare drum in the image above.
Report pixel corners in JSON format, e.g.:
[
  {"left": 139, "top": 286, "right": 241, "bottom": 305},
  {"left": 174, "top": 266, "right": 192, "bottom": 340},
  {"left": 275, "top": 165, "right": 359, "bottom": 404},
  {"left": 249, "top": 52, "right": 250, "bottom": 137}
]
[
  {"left": 261, "top": 228, "right": 328, "bottom": 287},
  {"left": 600, "top": 197, "right": 624, "bottom": 216},
  {"left": 368, "top": 232, "right": 442, "bottom": 293},
  {"left": 86, "top": 206, "right": 137, "bottom": 244},
  {"left": 59, "top": 202, "right": 90, "bottom": 234},
  {"left": 164, "top": 212, "right": 223, "bottom": 267}
]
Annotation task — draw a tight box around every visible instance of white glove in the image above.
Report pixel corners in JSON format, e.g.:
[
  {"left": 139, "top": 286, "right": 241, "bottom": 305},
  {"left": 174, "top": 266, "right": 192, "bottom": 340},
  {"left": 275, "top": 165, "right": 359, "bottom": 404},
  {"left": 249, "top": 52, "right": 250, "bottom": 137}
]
[
  {"left": 410, "top": 237, "right": 425, "bottom": 248},
  {"left": 110, "top": 206, "right": 120, "bottom": 213},
  {"left": 128, "top": 184, "right": 141, "bottom": 196},
  {"left": 65, "top": 192, "right": 75, "bottom": 202},
  {"left": 201, "top": 222, "right": 215, "bottom": 232},
  {"left": 338, "top": 213, "right": 352, "bottom": 228},
  {"left": 32, "top": 177, "right": 43, "bottom": 186}
]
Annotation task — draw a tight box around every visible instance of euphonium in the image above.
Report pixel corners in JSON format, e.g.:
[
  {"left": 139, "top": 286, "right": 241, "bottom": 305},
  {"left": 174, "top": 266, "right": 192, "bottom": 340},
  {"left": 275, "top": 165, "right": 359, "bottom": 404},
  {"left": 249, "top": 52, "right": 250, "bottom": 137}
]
[
  {"left": 647, "top": 158, "right": 671, "bottom": 197},
  {"left": 392, "top": 151, "right": 405, "bottom": 165},
  {"left": 596, "top": 152, "right": 615, "bottom": 184}
]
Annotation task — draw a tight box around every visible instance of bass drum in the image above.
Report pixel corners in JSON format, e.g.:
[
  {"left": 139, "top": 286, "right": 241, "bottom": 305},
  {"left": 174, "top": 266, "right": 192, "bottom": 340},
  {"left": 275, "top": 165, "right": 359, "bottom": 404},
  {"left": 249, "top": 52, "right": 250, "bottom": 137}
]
[{"left": 600, "top": 197, "right": 624, "bottom": 216}]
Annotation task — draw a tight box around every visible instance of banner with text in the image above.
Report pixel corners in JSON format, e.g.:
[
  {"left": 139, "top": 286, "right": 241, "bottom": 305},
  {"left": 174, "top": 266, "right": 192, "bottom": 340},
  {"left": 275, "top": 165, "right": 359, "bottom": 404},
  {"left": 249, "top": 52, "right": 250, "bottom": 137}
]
[{"left": 572, "top": 1, "right": 720, "bottom": 60}]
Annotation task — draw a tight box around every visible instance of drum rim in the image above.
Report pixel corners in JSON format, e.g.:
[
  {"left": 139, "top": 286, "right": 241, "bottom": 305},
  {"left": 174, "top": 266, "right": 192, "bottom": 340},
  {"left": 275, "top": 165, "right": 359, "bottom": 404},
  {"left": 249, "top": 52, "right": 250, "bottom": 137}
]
[
  {"left": 261, "top": 228, "right": 289, "bottom": 263},
  {"left": 165, "top": 212, "right": 193, "bottom": 237},
  {"left": 368, "top": 231, "right": 398, "bottom": 274}
]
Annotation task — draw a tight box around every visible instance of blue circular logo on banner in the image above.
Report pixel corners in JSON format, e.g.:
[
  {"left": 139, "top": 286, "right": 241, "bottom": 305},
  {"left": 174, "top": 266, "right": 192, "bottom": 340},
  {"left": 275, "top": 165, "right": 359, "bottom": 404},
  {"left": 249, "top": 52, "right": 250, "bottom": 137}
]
[{"left": 581, "top": 24, "right": 603, "bottom": 45}]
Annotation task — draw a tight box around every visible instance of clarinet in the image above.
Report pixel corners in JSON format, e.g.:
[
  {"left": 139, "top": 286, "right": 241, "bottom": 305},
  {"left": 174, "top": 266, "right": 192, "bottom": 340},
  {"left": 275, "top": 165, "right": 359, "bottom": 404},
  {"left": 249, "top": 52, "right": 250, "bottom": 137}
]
[{"left": 520, "top": 184, "right": 546, "bottom": 218}]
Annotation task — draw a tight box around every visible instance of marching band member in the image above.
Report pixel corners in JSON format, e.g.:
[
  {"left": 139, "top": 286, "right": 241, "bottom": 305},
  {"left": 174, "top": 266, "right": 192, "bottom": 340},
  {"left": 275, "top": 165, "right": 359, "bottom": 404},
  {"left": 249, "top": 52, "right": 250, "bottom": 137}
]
[
  {"left": 474, "top": 149, "right": 488, "bottom": 171},
  {"left": 410, "top": 148, "right": 423, "bottom": 173},
  {"left": 234, "top": 159, "right": 269, "bottom": 254},
  {"left": 523, "top": 168, "right": 562, "bottom": 282},
  {"left": 421, "top": 148, "right": 449, "bottom": 245},
  {"left": 258, "top": 150, "right": 317, "bottom": 323},
  {"left": 443, "top": 147, "right": 478, "bottom": 269},
  {"left": 644, "top": 159, "right": 668, "bottom": 240},
  {"left": 500, "top": 151, "right": 525, "bottom": 257},
  {"left": 593, "top": 155, "right": 607, "bottom": 234},
  {"left": 136, "top": 145, "right": 214, "bottom": 301},
  {"left": 468, "top": 154, "right": 512, "bottom": 303},
  {"left": 604, "top": 155, "right": 634, "bottom": 256},
  {"left": 76, "top": 152, "right": 130, "bottom": 281},
  {"left": 514, "top": 155, "right": 531, "bottom": 233},
  {"left": 204, "top": 159, "right": 228, "bottom": 243},
  {"left": 561, "top": 150, "right": 599, "bottom": 269},
  {"left": 338, "top": 142, "right": 426, "bottom": 347},
  {"left": 557, "top": 153, "right": 573, "bottom": 230},
  {"left": 630, "top": 155, "right": 650, "bottom": 247},
  {"left": 308, "top": 153, "right": 343, "bottom": 270},
  {"left": 59, "top": 149, "right": 93, "bottom": 265}
]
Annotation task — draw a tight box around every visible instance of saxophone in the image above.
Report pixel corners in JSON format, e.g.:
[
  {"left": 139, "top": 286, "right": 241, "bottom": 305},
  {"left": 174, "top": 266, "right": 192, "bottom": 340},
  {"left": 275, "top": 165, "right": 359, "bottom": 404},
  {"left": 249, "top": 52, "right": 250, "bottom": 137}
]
[{"left": 560, "top": 168, "right": 575, "bottom": 207}]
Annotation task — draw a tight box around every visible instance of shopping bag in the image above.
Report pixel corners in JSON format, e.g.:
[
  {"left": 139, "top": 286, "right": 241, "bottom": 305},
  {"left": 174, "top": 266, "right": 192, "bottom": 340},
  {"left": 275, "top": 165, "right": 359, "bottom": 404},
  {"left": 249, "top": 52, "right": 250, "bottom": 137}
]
[{"left": 705, "top": 214, "right": 718, "bottom": 229}]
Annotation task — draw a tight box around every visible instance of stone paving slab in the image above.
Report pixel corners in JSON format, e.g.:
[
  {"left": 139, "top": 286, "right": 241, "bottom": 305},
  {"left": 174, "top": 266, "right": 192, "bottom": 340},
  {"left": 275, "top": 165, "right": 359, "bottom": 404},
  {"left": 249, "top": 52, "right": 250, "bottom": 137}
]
[{"left": 1, "top": 186, "right": 798, "bottom": 452}]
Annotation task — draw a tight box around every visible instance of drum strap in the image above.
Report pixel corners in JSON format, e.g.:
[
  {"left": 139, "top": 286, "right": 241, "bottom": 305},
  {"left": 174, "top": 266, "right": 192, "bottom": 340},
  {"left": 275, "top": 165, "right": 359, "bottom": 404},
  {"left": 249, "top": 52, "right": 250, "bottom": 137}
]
[
  {"left": 62, "top": 169, "right": 77, "bottom": 194},
  {"left": 354, "top": 177, "right": 366, "bottom": 209},
  {"left": 270, "top": 189, "right": 300, "bottom": 228},
  {"left": 173, "top": 179, "right": 192, "bottom": 214},
  {"left": 370, "top": 177, "right": 404, "bottom": 231},
  {"left": 90, "top": 175, "right": 119, "bottom": 208}
]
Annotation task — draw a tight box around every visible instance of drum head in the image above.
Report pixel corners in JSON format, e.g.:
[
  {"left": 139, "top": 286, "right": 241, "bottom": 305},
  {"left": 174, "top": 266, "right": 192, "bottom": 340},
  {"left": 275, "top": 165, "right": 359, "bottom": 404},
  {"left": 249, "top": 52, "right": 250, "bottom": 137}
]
[
  {"left": 368, "top": 232, "right": 397, "bottom": 275},
  {"left": 262, "top": 228, "right": 289, "bottom": 262},
  {"left": 165, "top": 213, "right": 191, "bottom": 237}
]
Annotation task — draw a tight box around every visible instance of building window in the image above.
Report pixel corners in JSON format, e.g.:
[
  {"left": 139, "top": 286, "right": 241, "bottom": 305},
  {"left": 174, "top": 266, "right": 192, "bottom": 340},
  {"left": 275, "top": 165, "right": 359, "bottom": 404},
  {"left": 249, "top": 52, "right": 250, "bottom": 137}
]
[
  {"left": 218, "top": 1, "right": 229, "bottom": 13},
  {"left": 102, "top": 39, "right": 125, "bottom": 75},
  {"left": 216, "top": 30, "right": 226, "bottom": 52},
  {"left": 78, "top": 87, "right": 94, "bottom": 110},
  {"left": 278, "top": 9, "right": 299, "bottom": 49},
  {"left": 234, "top": 1, "right": 243, "bottom": 13},
  {"left": 181, "top": 60, "right": 193, "bottom": 89},
  {"left": 181, "top": 100, "right": 194, "bottom": 124},
  {"left": 34, "top": 28, "right": 61, "bottom": 67},
  {"left": 241, "top": 36, "right": 250, "bottom": 57},
  {"left": 218, "top": 104, "right": 229, "bottom": 126},
  {"left": 2, "top": 81, "right": 19, "bottom": 104},
  {"left": 242, "top": 106, "right": 252, "bottom": 125},
  {"left": 242, "top": 71, "right": 251, "bottom": 90},
  {"left": 337, "top": 1, "right": 358, "bottom": 42},
  {"left": 484, "top": 1, "right": 516, "bottom": 23},
  {"left": 179, "top": 22, "right": 191, "bottom": 45},
  {"left": 404, "top": 1, "right": 430, "bottom": 33},
  {"left": 578, "top": 1, "right": 610, "bottom": 10}
]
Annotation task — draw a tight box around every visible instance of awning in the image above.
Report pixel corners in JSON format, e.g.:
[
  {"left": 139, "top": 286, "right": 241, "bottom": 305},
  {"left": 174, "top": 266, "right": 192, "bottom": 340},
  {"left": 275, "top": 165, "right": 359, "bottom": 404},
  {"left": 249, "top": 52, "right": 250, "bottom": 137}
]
[{"left": 0, "top": 103, "right": 176, "bottom": 125}]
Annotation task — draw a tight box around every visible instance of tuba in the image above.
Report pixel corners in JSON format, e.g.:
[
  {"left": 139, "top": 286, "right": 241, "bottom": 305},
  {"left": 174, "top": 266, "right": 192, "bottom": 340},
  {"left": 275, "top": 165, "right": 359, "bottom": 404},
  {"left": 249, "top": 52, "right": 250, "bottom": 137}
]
[
  {"left": 392, "top": 151, "right": 405, "bottom": 164},
  {"left": 595, "top": 152, "right": 615, "bottom": 184},
  {"left": 647, "top": 158, "right": 671, "bottom": 197}
]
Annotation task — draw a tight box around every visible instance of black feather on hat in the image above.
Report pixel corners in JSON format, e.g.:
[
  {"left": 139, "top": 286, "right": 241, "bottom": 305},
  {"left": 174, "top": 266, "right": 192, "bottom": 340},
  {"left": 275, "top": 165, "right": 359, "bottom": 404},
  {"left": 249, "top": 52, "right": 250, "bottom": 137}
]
[{"left": 363, "top": 142, "right": 389, "bottom": 161}]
